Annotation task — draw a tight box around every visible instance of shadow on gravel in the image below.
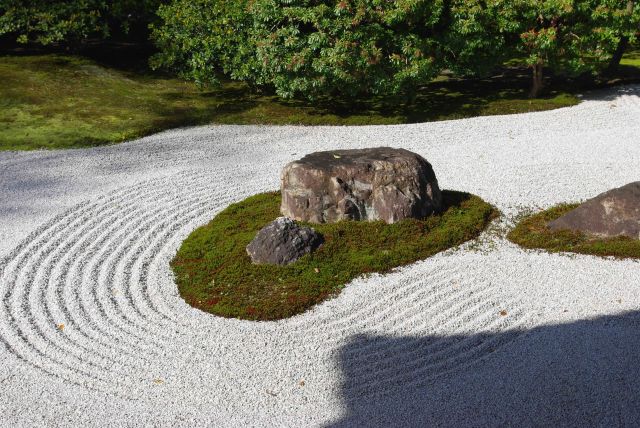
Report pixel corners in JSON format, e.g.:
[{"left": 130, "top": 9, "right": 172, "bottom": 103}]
[
  {"left": 580, "top": 84, "right": 640, "bottom": 102},
  {"left": 332, "top": 311, "right": 640, "bottom": 427}
]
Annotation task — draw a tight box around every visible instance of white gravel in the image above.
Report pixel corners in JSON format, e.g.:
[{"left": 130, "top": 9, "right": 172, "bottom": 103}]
[{"left": 1, "top": 86, "right": 639, "bottom": 427}]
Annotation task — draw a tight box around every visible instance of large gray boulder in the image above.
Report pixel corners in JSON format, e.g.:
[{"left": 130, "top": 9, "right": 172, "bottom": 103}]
[
  {"left": 548, "top": 181, "right": 640, "bottom": 239},
  {"left": 246, "top": 217, "right": 323, "bottom": 265},
  {"left": 280, "top": 147, "right": 442, "bottom": 224}
]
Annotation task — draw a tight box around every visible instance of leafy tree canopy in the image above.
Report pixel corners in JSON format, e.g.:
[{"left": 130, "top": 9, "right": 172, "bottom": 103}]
[
  {"left": 505, "top": 0, "right": 639, "bottom": 95},
  {"left": 151, "top": 0, "right": 639, "bottom": 99},
  {"left": 2, "top": 0, "right": 639, "bottom": 98},
  {"left": 150, "top": 0, "right": 254, "bottom": 87},
  {"left": 0, "top": 0, "right": 163, "bottom": 46},
  {"left": 248, "top": 0, "right": 446, "bottom": 99}
]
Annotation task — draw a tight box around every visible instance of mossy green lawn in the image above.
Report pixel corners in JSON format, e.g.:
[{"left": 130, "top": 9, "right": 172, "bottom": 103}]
[
  {"left": 171, "top": 191, "right": 497, "bottom": 321},
  {"left": 5, "top": 46, "right": 640, "bottom": 151},
  {"left": 620, "top": 48, "right": 640, "bottom": 69},
  {"left": 1, "top": 55, "right": 255, "bottom": 150},
  {"left": 508, "top": 204, "right": 640, "bottom": 259},
  {"left": 1, "top": 54, "right": 580, "bottom": 151}
]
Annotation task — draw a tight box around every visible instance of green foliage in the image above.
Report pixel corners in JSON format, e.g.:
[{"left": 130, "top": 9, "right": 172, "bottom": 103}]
[
  {"left": 171, "top": 191, "right": 497, "bottom": 320},
  {"left": 248, "top": 0, "right": 445, "bottom": 99},
  {"left": 0, "top": 0, "right": 162, "bottom": 46},
  {"left": 151, "top": 0, "right": 640, "bottom": 99},
  {"left": 3, "top": 0, "right": 639, "bottom": 98},
  {"left": 445, "top": 0, "right": 640, "bottom": 96},
  {"left": 508, "top": 204, "right": 640, "bottom": 259},
  {"left": 443, "top": 0, "right": 519, "bottom": 77},
  {"left": 150, "top": 0, "right": 254, "bottom": 87},
  {"left": 509, "top": 0, "right": 639, "bottom": 74},
  {"left": 152, "top": 0, "right": 448, "bottom": 99}
]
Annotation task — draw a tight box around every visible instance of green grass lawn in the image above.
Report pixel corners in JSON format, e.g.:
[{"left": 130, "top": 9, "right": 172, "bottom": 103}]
[
  {"left": 621, "top": 47, "right": 640, "bottom": 68},
  {"left": 1, "top": 54, "right": 583, "bottom": 151},
  {"left": 508, "top": 204, "right": 640, "bottom": 259},
  {"left": 3, "top": 47, "right": 640, "bottom": 151},
  {"left": 171, "top": 191, "right": 497, "bottom": 320}
]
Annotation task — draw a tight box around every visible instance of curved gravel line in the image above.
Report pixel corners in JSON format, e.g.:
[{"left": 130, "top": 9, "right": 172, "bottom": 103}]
[
  {"left": 1, "top": 170, "right": 529, "bottom": 401},
  {"left": 1, "top": 85, "right": 640, "bottom": 426}
]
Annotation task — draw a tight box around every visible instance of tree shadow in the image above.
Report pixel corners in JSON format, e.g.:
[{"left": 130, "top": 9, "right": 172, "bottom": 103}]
[
  {"left": 149, "top": 85, "right": 259, "bottom": 130},
  {"left": 440, "top": 190, "right": 474, "bottom": 211},
  {"left": 332, "top": 311, "right": 640, "bottom": 427},
  {"left": 0, "top": 39, "right": 156, "bottom": 73},
  {"left": 291, "top": 66, "right": 578, "bottom": 123},
  {"left": 580, "top": 84, "right": 640, "bottom": 103}
]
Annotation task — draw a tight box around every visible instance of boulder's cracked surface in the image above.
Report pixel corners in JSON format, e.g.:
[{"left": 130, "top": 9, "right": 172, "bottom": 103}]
[{"left": 280, "top": 147, "right": 442, "bottom": 224}]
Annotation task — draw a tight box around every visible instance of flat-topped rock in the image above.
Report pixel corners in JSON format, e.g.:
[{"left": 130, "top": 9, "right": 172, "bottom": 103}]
[
  {"left": 548, "top": 181, "right": 640, "bottom": 239},
  {"left": 281, "top": 147, "right": 442, "bottom": 224}
]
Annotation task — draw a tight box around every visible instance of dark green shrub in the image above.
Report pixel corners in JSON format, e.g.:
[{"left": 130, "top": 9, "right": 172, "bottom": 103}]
[
  {"left": 508, "top": 0, "right": 640, "bottom": 97},
  {"left": 150, "top": 0, "right": 257, "bottom": 86},
  {"left": 151, "top": 0, "right": 449, "bottom": 98},
  {"left": 151, "top": 0, "right": 639, "bottom": 100},
  {"left": 248, "top": 0, "right": 446, "bottom": 99},
  {"left": 0, "top": 0, "right": 163, "bottom": 46}
]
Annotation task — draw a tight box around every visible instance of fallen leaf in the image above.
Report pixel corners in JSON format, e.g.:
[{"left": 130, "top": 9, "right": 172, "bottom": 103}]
[
  {"left": 57, "top": 323, "right": 65, "bottom": 331},
  {"left": 299, "top": 380, "right": 305, "bottom": 387},
  {"left": 266, "top": 389, "right": 278, "bottom": 396},
  {"left": 153, "top": 378, "right": 164, "bottom": 384},
  {"left": 499, "top": 310, "right": 507, "bottom": 317}
]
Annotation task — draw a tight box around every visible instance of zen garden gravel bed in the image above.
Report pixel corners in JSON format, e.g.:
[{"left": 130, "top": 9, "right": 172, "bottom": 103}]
[{"left": 1, "top": 85, "right": 640, "bottom": 426}]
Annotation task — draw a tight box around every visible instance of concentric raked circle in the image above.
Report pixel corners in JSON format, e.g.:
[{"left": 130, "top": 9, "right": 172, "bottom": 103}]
[{"left": 0, "top": 170, "right": 529, "bottom": 403}]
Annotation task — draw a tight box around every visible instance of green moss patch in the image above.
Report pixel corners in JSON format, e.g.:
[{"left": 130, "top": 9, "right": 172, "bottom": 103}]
[
  {"left": 508, "top": 204, "right": 640, "bottom": 259},
  {"left": 171, "top": 191, "right": 497, "bottom": 321},
  {"left": 1, "top": 54, "right": 581, "bottom": 151}
]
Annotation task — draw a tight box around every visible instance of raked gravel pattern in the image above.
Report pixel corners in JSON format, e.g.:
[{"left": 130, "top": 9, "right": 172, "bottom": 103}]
[{"left": 1, "top": 86, "right": 640, "bottom": 426}]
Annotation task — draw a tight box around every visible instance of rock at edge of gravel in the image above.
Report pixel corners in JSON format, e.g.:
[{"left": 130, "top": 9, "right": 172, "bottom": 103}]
[{"left": 548, "top": 181, "right": 640, "bottom": 239}]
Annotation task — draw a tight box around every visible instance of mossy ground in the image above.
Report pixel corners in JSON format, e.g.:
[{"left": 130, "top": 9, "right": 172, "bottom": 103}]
[
  {"left": 620, "top": 48, "right": 640, "bottom": 69},
  {"left": 3, "top": 44, "right": 639, "bottom": 151},
  {"left": 508, "top": 204, "right": 640, "bottom": 259},
  {"left": 1, "top": 54, "right": 581, "bottom": 151},
  {"left": 171, "top": 191, "right": 497, "bottom": 321}
]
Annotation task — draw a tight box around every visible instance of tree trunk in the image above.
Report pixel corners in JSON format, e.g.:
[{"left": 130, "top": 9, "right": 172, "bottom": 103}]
[
  {"left": 606, "top": 36, "right": 629, "bottom": 74},
  {"left": 529, "top": 62, "right": 544, "bottom": 98},
  {"left": 405, "top": 88, "right": 417, "bottom": 107},
  {"left": 607, "top": 1, "right": 636, "bottom": 74}
]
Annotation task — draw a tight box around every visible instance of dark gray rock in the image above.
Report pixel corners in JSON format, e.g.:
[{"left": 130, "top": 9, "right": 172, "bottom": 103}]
[
  {"left": 280, "top": 147, "right": 442, "bottom": 224},
  {"left": 246, "top": 217, "right": 323, "bottom": 265},
  {"left": 548, "top": 181, "right": 640, "bottom": 239}
]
